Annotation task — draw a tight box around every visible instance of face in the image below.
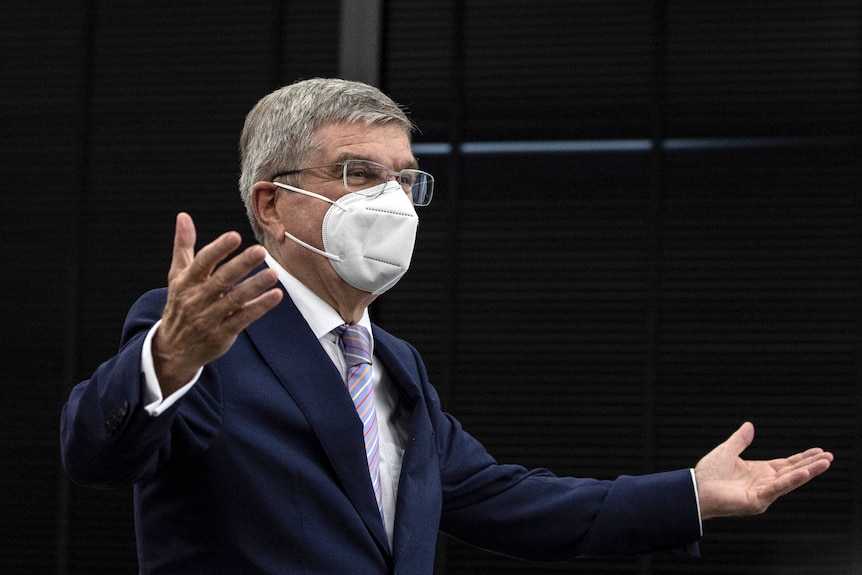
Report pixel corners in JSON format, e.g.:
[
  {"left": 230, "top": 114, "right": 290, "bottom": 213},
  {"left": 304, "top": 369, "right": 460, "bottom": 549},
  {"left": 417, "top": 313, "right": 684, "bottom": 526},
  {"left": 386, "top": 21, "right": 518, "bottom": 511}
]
[{"left": 257, "top": 121, "right": 415, "bottom": 304}]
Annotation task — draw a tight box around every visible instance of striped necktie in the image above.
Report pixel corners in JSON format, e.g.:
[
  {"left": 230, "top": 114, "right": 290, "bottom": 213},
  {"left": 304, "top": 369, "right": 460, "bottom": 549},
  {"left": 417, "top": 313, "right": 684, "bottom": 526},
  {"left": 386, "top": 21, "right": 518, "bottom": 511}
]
[{"left": 335, "top": 324, "right": 384, "bottom": 522}]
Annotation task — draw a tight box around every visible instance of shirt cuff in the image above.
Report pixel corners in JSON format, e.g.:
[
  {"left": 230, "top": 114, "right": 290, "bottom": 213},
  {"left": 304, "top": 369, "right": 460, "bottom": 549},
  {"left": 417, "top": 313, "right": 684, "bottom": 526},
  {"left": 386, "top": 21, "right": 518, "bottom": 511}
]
[
  {"left": 141, "top": 319, "right": 202, "bottom": 417},
  {"left": 689, "top": 468, "right": 704, "bottom": 536}
]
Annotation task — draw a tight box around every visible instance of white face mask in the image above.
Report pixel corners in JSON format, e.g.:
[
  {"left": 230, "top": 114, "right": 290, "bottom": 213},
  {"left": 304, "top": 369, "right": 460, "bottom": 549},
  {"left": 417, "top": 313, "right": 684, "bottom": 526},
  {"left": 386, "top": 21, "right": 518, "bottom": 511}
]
[{"left": 273, "top": 180, "right": 419, "bottom": 295}]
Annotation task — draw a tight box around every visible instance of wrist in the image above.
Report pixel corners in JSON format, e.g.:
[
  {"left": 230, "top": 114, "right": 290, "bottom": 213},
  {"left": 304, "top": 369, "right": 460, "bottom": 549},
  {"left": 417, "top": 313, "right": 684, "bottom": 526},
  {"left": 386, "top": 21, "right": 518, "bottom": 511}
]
[{"left": 151, "top": 328, "right": 198, "bottom": 396}]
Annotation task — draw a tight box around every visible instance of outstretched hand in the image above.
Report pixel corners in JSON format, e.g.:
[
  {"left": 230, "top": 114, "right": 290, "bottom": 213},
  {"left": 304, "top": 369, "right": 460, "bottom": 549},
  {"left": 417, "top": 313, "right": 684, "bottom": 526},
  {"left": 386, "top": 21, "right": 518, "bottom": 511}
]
[
  {"left": 694, "top": 422, "right": 833, "bottom": 520},
  {"left": 152, "top": 213, "right": 283, "bottom": 395}
]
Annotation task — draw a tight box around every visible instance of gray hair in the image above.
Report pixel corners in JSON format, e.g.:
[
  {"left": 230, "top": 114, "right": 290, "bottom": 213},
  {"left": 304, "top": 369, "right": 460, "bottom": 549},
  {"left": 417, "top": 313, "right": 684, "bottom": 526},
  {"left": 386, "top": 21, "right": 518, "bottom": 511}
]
[{"left": 239, "top": 78, "right": 414, "bottom": 243}]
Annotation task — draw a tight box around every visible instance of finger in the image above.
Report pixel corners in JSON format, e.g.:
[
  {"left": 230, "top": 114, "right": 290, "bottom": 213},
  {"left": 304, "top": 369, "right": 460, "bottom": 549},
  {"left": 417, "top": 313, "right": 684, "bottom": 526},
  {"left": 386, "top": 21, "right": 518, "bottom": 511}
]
[
  {"left": 167, "top": 212, "right": 197, "bottom": 283},
  {"left": 214, "top": 266, "right": 279, "bottom": 314},
  {"left": 769, "top": 449, "right": 832, "bottom": 481},
  {"left": 777, "top": 449, "right": 834, "bottom": 477},
  {"left": 777, "top": 447, "right": 828, "bottom": 469},
  {"left": 184, "top": 230, "right": 244, "bottom": 283},
  {"left": 803, "top": 453, "right": 833, "bottom": 478},
  {"left": 759, "top": 455, "right": 832, "bottom": 504},
  {"left": 221, "top": 286, "right": 284, "bottom": 334},
  {"left": 205, "top": 244, "right": 270, "bottom": 296},
  {"left": 760, "top": 451, "right": 833, "bottom": 498}
]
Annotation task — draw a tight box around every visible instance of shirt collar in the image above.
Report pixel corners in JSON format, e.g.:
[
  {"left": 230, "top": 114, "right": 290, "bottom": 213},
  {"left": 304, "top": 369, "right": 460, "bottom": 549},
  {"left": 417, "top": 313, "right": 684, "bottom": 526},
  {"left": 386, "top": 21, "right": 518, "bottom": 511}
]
[{"left": 264, "top": 251, "right": 372, "bottom": 342}]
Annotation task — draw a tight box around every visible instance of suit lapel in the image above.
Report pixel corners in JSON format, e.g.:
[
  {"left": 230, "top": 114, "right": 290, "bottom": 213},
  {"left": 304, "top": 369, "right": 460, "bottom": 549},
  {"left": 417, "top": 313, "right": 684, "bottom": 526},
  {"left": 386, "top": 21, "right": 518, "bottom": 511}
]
[
  {"left": 244, "top": 291, "right": 389, "bottom": 552},
  {"left": 371, "top": 328, "right": 441, "bottom": 562}
]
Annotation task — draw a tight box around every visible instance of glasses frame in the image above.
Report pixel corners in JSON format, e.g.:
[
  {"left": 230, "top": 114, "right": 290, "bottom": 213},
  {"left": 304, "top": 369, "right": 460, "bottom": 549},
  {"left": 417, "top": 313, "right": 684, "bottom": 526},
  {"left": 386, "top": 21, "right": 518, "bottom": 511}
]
[{"left": 273, "top": 159, "right": 434, "bottom": 206}]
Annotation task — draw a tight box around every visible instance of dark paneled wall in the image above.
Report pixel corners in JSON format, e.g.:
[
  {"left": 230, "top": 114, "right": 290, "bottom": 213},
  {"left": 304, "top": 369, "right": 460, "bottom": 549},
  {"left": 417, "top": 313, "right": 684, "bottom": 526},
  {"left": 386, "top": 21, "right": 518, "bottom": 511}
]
[{"left": 1, "top": 1, "right": 859, "bottom": 573}]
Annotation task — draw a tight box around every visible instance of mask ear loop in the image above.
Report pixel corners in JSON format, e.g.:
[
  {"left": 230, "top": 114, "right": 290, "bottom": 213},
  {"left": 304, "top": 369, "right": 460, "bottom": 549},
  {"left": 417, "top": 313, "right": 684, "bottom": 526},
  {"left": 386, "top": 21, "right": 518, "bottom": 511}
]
[
  {"left": 283, "top": 230, "right": 343, "bottom": 262},
  {"left": 272, "top": 182, "right": 346, "bottom": 261},
  {"left": 272, "top": 181, "right": 349, "bottom": 210}
]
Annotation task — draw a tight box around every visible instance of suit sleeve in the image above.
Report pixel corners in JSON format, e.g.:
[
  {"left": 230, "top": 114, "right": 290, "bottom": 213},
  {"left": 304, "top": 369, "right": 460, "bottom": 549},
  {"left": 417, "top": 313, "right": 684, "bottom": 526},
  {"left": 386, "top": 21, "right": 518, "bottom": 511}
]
[
  {"left": 410, "top": 348, "right": 701, "bottom": 561},
  {"left": 60, "top": 289, "right": 221, "bottom": 488}
]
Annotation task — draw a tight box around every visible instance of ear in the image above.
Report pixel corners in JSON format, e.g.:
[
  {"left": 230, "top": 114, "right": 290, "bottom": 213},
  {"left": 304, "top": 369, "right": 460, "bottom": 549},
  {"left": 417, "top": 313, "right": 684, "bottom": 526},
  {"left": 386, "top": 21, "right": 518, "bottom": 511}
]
[{"left": 252, "top": 181, "right": 283, "bottom": 238}]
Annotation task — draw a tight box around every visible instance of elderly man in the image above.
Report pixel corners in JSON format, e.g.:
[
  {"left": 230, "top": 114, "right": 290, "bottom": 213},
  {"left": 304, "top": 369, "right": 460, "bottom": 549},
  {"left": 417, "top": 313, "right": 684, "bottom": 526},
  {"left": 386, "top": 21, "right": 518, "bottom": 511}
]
[{"left": 61, "top": 78, "right": 832, "bottom": 574}]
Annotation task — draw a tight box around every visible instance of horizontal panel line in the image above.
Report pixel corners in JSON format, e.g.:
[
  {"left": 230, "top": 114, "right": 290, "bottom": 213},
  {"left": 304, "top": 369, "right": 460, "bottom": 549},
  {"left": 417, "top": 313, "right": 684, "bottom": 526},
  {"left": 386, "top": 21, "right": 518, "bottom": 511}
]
[
  {"left": 412, "top": 135, "right": 854, "bottom": 156},
  {"left": 461, "top": 140, "right": 651, "bottom": 153}
]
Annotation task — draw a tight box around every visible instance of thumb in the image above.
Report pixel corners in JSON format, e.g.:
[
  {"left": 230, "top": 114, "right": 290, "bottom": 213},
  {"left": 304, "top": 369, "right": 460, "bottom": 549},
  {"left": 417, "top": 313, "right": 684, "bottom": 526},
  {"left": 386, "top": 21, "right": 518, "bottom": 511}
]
[
  {"left": 168, "top": 212, "right": 196, "bottom": 282},
  {"left": 724, "top": 421, "right": 755, "bottom": 456}
]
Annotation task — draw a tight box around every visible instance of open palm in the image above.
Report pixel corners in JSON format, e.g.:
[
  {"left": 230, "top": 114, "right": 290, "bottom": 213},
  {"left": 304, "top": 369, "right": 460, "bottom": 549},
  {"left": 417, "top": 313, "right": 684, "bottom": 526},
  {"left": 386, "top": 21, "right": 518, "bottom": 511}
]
[{"left": 694, "top": 422, "right": 833, "bottom": 520}]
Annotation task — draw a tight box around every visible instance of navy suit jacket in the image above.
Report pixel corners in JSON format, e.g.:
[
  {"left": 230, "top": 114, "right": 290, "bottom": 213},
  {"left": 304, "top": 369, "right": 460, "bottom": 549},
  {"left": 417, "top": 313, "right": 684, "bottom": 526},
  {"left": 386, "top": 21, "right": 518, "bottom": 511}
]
[{"left": 61, "top": 284, "right": 701, "bottom": 574}]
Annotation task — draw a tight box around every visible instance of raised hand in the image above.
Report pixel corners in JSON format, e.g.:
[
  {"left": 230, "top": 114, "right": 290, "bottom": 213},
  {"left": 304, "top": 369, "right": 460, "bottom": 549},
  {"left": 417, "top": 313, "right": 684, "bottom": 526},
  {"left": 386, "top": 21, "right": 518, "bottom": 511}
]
[
  {"left": 152, "top": 213, "right": 283, "bottom": 395},
  {"left": 694, "top": 422, "right": 833, "bottom": 520}
]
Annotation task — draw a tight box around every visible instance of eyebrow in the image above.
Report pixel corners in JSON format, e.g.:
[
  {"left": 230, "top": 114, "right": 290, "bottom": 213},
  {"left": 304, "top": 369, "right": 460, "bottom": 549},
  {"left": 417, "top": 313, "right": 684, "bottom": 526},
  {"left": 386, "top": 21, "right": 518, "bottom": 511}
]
[{"left": 331, "top": 152, "right": 419, "bottom": 171}]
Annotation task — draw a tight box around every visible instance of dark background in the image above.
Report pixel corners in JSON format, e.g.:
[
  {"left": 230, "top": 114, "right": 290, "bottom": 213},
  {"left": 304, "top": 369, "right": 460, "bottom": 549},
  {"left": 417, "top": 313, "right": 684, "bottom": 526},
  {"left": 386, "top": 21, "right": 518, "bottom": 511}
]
[{"left": 2, "top": 1, "right": 860, "bottom": 573}]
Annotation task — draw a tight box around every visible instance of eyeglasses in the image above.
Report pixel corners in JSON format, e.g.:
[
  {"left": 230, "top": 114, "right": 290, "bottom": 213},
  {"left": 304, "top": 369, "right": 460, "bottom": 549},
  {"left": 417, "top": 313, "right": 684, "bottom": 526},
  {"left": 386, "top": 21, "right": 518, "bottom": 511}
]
[{"left": 273, "top": 159, "right": 434, "bottom": 206}]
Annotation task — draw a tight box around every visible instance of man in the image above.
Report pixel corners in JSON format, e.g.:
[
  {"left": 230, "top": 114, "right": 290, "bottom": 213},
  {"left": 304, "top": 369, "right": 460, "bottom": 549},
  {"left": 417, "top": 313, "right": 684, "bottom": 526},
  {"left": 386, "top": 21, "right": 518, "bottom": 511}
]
[{"left": 61, "top": 78, "right": 833, "bottom": 574}]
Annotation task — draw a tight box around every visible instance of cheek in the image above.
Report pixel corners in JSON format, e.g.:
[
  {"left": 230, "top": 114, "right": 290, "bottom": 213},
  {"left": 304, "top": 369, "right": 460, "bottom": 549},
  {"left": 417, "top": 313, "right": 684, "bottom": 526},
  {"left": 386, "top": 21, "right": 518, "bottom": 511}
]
[{"left": 282, "top": 197, "right": 328, "bottom": 244}]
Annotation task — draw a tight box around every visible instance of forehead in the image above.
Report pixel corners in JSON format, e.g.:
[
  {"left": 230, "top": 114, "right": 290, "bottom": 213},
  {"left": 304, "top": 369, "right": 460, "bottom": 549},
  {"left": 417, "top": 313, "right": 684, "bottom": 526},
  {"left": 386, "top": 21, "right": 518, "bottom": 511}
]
[{"left": 312, "top": 122, "right": 415, "bottom": 168}]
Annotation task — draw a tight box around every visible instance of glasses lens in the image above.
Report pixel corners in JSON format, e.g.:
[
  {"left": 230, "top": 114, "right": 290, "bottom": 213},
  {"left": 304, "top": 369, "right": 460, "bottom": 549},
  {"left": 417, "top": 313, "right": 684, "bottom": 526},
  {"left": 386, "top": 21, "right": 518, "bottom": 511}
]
[
  {"left": 342, "top": 160, "right": 433, "bottom": 206},
  {"left": 343, "top": 160, "right": 386, "bottom": 191},
  {"left": 408, "top": 172, "right": 433, "bottom": 206}
]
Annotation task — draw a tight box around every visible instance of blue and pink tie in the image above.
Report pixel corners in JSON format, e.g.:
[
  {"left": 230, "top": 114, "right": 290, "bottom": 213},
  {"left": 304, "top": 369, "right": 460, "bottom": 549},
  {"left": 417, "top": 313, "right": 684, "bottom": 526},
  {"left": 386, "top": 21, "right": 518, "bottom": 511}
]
[{"left": 335, "top": 324, "right": 384, "bottom": 522}]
